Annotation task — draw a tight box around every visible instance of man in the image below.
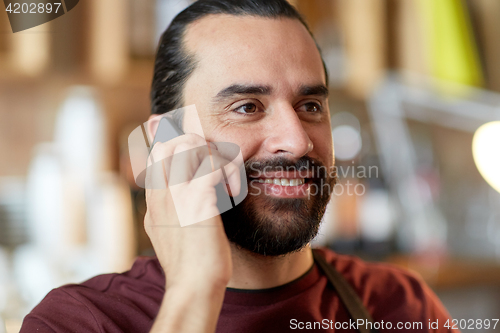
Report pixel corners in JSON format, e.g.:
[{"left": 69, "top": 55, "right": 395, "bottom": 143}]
[{"left": 21, "top": 0, "right": 457, "bottom": 332}]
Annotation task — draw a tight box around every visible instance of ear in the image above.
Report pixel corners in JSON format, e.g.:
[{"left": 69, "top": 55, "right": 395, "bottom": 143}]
[{"left": 146, "top": 114, "right": 164, "bottom": 145}]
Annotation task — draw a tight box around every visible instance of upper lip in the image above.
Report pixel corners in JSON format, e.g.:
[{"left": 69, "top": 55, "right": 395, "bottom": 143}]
[{"left": 248, "top": 170, "right": 312, "bottom": 179}]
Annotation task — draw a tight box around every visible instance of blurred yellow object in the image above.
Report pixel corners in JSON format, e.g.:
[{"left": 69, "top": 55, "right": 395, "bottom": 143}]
[
  {"left": 473, "top": 121, "right": 500, "bottom": 193},
  {"left": 418, "top": 0, "right": 483, "bottom": 88}
]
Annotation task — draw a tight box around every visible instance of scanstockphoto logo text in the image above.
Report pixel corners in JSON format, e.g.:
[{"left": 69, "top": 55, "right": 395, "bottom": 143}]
[{"left": 247, "top": 162, "right": 379, "bottom": 198}]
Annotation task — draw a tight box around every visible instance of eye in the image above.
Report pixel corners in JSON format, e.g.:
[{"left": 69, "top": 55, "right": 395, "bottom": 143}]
[
  {"left": 299, "top": 102, "right": 322, "bottom": 113},
  {"left": 233, "top": 103, "right": 259, "bottom": 114}
]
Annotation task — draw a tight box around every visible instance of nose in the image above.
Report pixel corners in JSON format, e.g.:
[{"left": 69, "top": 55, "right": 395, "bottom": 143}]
[{"left": 262, "top": 104, "right": 314, "bottom": 158}]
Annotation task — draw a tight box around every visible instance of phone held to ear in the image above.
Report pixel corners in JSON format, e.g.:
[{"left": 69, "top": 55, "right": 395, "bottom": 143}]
[{"left": 127, "top": 107, "right": 248, "bottom": 226}]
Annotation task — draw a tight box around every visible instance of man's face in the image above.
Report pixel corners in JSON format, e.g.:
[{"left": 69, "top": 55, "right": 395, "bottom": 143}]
[{"left": 182, "top": 15, "right": 335, "bottom": 255}]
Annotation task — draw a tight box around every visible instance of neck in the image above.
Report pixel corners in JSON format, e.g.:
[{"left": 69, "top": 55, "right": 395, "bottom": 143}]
[{"left": 226, "top": 244, "right": 314, "bottom": 290}]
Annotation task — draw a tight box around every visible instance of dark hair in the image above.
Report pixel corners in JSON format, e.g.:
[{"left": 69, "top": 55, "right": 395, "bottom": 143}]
[{"left": 150, "top": 0, "right": 327, "bottom": 115}]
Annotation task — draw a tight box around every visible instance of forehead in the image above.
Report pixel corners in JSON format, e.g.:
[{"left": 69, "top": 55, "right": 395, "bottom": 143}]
[{"left": 183, "top": 15, "right": 326, "bottom": 94}]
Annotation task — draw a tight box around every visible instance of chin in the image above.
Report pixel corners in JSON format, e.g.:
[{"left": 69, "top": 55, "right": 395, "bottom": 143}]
[{"left": 221, "top": 194, "right": 327, "bottom": 256}]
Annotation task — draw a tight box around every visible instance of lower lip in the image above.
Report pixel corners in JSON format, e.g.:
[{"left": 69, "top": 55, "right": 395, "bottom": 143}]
[{"left": 250, "top": 180, "right": 311, "bottom": 198}]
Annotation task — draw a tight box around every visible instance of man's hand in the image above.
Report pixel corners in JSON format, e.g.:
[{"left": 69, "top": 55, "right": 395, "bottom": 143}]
[{"left": 144, "top": 133, "right": 241, "bottom": 333}]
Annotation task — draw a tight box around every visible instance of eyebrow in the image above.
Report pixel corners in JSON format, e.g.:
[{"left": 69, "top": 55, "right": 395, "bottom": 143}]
[
  {"left": 298, "top": 84, "right": 329, "bottom": 97},
  {"left": 214, "top": 84, "right": 272, "bottom": 102},
  {"left": 213, "top": 83, "right": 329, "bottom": 103}
]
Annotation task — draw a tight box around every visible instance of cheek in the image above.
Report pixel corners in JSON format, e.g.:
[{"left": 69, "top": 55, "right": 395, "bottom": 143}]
[
  {"left": 212, "top": 127, "right": 263, "bottom": 162},
  {"left": 310, "top": 129, "right": 334, "bottom": 165}
]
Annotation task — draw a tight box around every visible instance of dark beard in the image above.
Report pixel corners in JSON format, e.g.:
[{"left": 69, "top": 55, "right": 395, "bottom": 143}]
[{"left": 221, "top": 156, "right": 336, "bottom": 256}]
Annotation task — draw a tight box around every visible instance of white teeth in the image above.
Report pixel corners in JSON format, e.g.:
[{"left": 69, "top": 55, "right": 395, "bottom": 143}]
[{"left": 257, "top": 178, "right": 305, "bottom": 186}]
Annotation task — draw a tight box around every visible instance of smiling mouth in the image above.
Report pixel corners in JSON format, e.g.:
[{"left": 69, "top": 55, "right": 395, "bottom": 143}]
[{"left": 249, "top": 178, "right": 309, "bottom": 186}]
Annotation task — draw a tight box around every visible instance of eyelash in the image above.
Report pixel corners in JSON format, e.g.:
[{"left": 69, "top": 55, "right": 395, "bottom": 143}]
[
  {"left": 231, "top": 101, "right": 323, "bottom": 115},
  {"left": 299, "top": 102, "right": 323, "bottom": 113},
  {"left": 233, "top": 103, "right": 261, "bottom": 115}
]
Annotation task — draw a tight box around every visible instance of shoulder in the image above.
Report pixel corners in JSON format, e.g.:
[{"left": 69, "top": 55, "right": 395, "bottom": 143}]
[
  {"left": 316, "top": 247, "right": 427, "bottom": 295},
  {"left": 314, "top": 247, "right": 454, "bottom": 329},
  {"left": 20, "top": 256, "right": 165, "bottom": 333}
]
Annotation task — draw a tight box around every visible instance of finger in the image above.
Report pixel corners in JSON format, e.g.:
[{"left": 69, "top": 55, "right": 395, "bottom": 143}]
[
  {"left": 148, "top": 133, "right": 208, "bottom": 187},
  {"left": 145, "top": 135, "right": 197, "bottom": 189},
  {"left": 149, "top": 133, "right": 207, "bottom": 168},
  {"left": 222, "top": 160, "right": 242, "bottom": 196},
  {"left": 207, "top": 148, "right": 243, "bottom": 195},
  {"left": 145, "top": 150, "right": 169, "bottom": 190},
  {"left": 193, "top": 154, "right": 242, "bottom": 197},
  {"left": 211, "top": 142, "right": 243, "bottom": 169},
  {"left": 192, "top": 154, "right": 227, "bottom": 185},
  {"left": 169, "top": 143, "right": 210, "bottom": 186},
  {"left": 206, "top": 141, "right": 218, "bottom": 152}
]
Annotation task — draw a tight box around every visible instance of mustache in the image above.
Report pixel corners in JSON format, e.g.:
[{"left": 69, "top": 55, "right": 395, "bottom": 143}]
[{"left": 244, "top": 156, "right": 334, "bottom": 181}]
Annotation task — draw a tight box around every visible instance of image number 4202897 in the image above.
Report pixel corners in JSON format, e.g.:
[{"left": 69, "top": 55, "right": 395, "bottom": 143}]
[
  {"left": 6, "top": 2, "right": 62, "bottom": 14},
  {"left": 3, "top": 0, "right": 79, "bottom": 32}
]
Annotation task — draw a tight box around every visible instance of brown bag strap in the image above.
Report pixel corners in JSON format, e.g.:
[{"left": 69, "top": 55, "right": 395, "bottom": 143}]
[{"left": 312, "top": 249, "right": 379, "bottom": 333}]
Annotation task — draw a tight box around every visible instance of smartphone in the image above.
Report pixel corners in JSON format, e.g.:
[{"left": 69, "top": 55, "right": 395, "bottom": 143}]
[{"left": 127, "top": 109, "right": 248, "bottom": 225}]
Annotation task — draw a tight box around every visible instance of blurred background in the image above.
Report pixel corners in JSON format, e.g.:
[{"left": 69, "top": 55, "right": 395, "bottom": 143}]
[{"left": 1, "top": 0, "right": 500, "bottom": 331}]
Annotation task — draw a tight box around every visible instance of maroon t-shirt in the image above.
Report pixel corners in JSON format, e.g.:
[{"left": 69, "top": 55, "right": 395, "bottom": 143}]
[{"left": 21, "top": 248, "right": 457, "bottom": 332}]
